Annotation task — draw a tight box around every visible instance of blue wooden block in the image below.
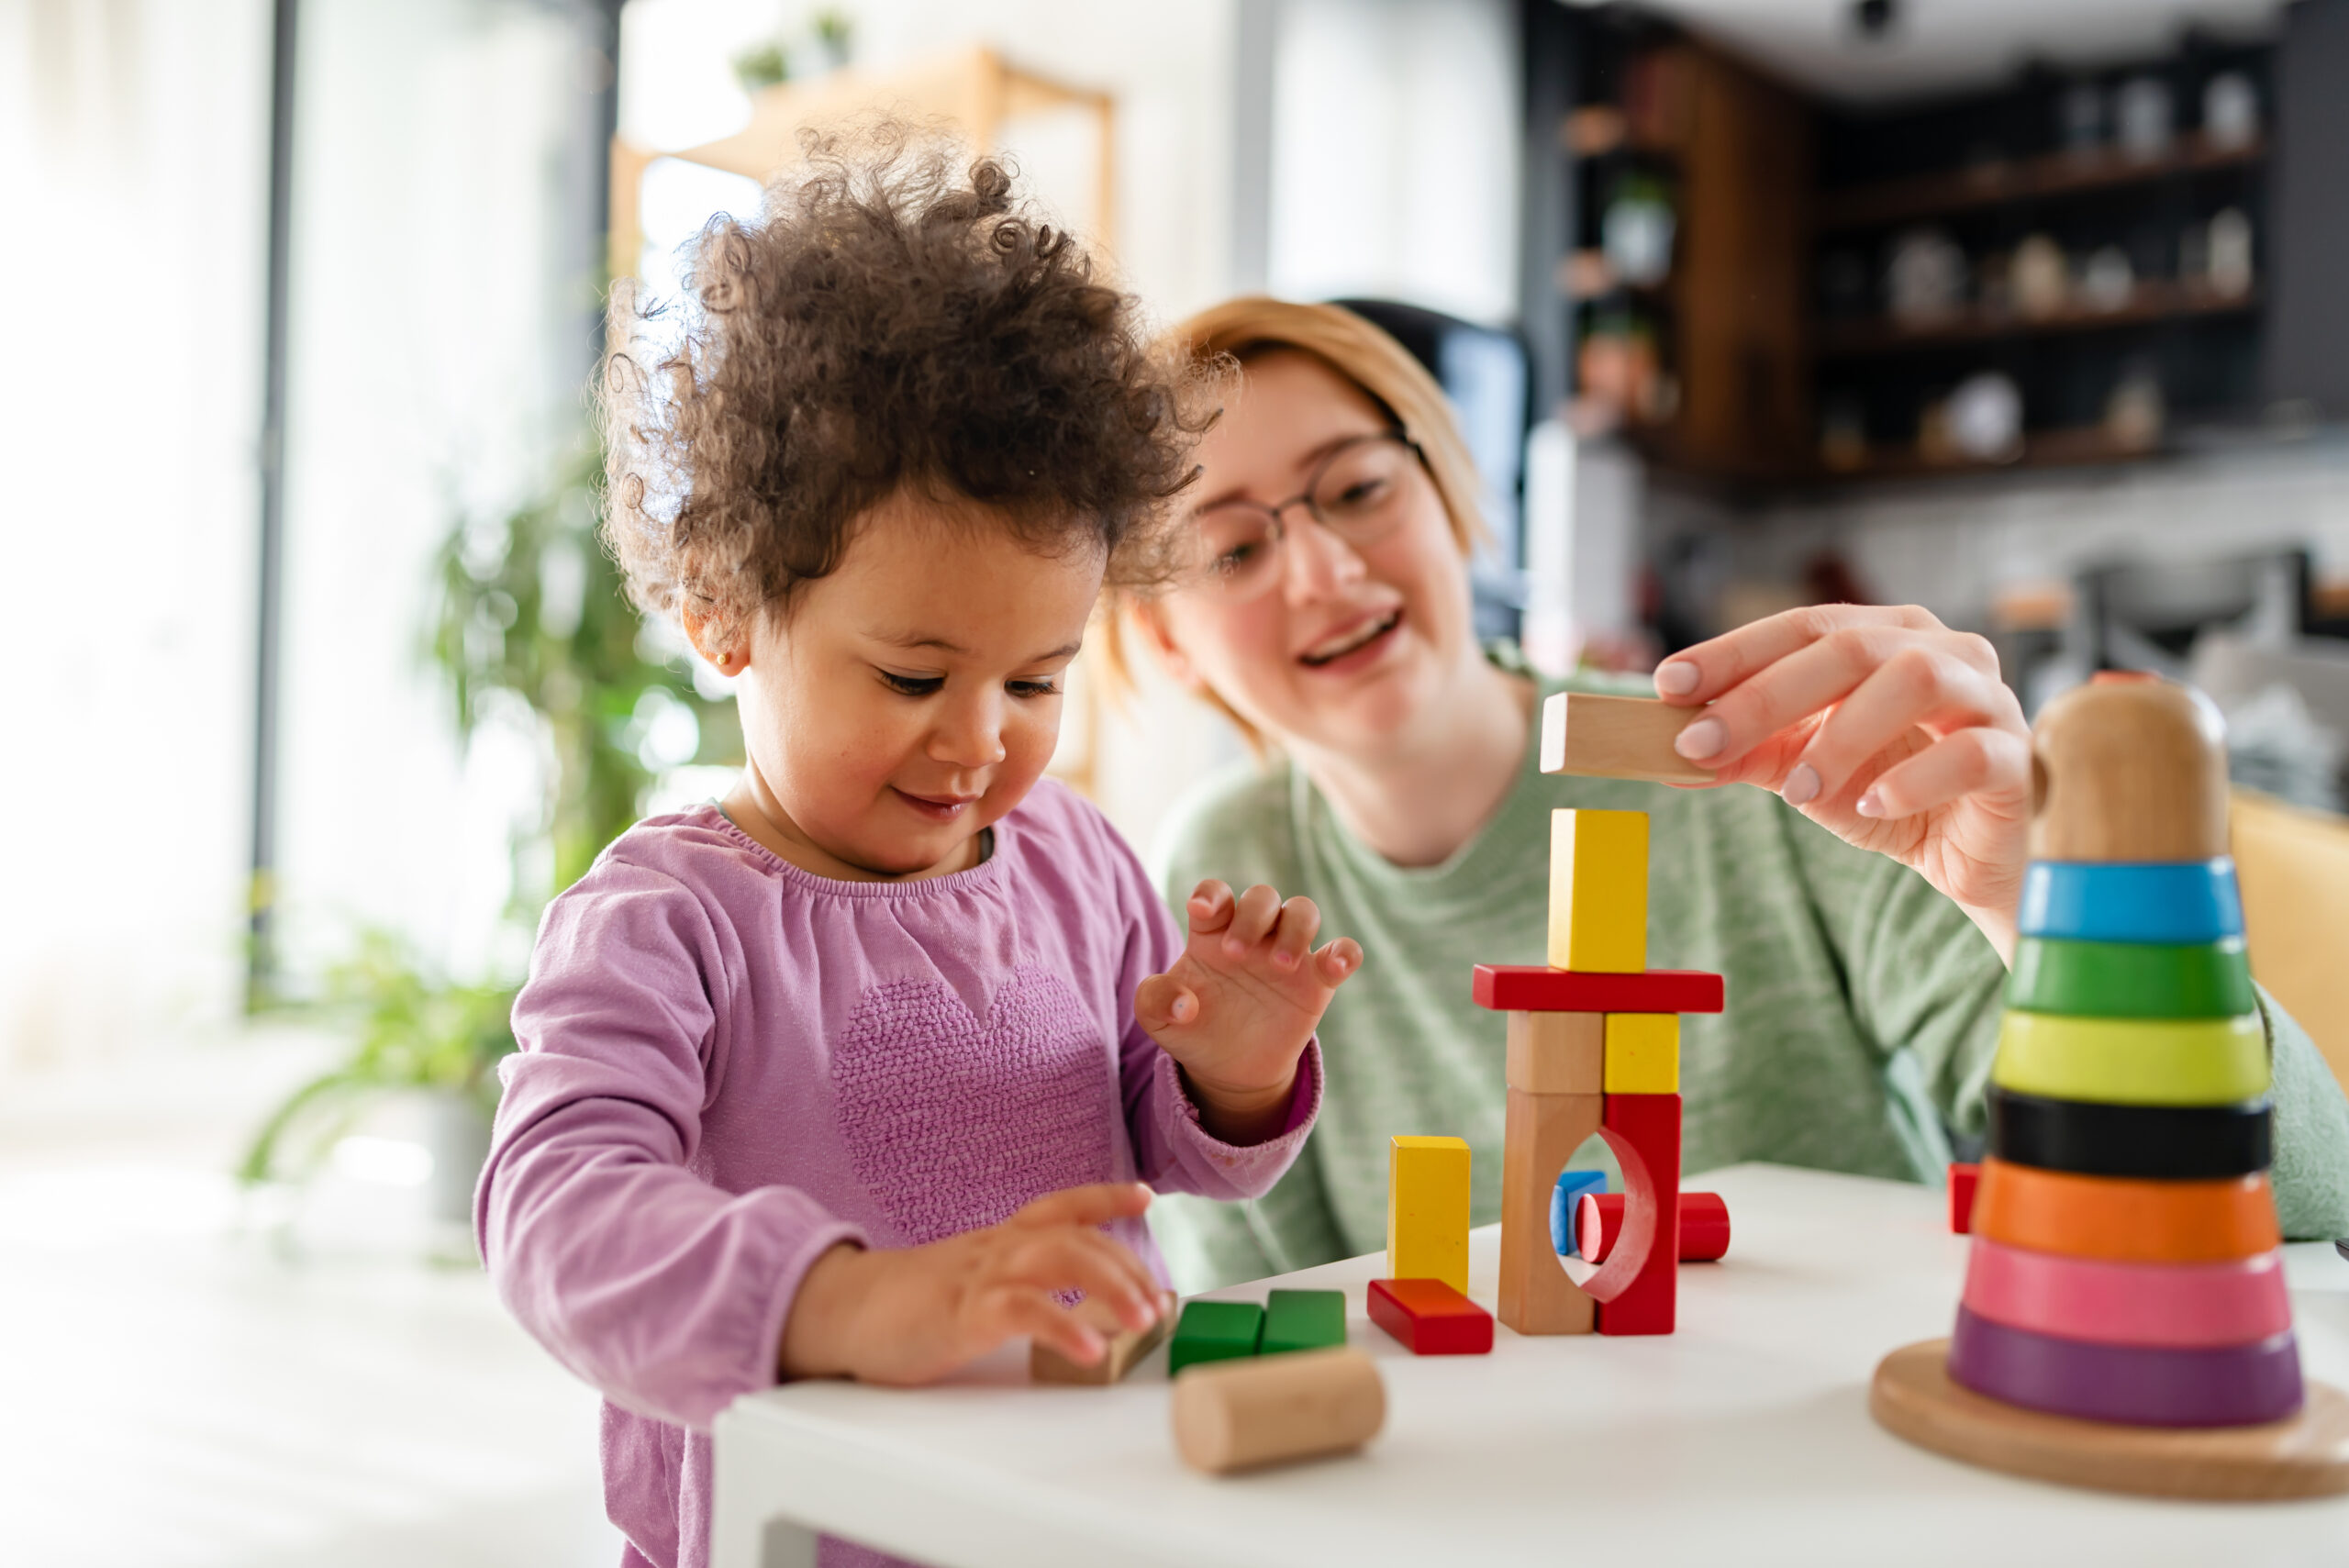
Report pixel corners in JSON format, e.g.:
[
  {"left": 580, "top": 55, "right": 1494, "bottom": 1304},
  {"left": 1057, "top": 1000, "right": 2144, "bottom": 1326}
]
[
  {"left": 1550, "top": 1169, "right": 1609, "bottom": 1255},
  {"left": 2017, "top": 860, "right": 2242, "bottom": 946}
]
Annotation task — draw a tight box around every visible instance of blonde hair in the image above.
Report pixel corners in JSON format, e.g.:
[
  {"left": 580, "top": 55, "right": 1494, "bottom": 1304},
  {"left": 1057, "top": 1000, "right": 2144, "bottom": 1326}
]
[{"left": 1101, "top": 296, "right": 1488, "bottom": 746}]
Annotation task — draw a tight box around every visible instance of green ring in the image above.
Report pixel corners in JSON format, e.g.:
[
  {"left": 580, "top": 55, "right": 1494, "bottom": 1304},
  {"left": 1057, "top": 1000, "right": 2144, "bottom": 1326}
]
[
  {"left": 2007, "top": 936, "right": 2254, "bottom": 1019},
  {"left": 1993, "top": 1011, "right": 2270, "bottom": 1107}
]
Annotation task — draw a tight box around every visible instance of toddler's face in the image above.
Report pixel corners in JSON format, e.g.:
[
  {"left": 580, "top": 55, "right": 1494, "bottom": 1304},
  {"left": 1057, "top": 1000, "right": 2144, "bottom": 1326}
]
[{"left": 727, "top": 489, "right": 1104, "bottom": 881}]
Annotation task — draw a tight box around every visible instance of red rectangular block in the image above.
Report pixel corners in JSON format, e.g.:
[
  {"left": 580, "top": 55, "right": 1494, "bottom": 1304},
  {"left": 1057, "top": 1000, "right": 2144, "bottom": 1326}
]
[
  {"left": 1950, "top": 1162, "right": 1979, "bottom": 1234},
  {"left": 1367, "top": 1278, "right": 1494, "bottom": 1355},
  {"left": 1596, "top": 1092, "right": 1681, "bottom": 1336},
  {"left": 1473, "top": 966, "right": 1725, "bottom": 1016}
]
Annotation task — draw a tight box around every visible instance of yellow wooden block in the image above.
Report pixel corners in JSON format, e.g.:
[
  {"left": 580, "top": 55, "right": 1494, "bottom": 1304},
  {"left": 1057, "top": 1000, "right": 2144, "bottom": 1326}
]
[
  {"left": 1548, "top": 809, "right": 1649, "bottom": 973},
  {"left": 1604, "top": 1013, "right": 1680, "bottom": 1094},
  {"left": 1386, "top": 1135, "right": 1471, "bottom": 1293}
]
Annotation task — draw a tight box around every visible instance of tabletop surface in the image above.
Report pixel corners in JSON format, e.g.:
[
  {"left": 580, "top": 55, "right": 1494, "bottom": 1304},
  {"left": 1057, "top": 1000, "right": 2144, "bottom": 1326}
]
[{"left": 712, "top": 1163, "right": 2349, "bottom": 1567}]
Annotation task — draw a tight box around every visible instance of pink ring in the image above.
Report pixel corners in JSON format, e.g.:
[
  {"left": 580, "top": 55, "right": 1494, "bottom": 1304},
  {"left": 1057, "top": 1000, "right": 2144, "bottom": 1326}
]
[{"left": 1961, "top": 1239, "right": 2290, "bottom": 1349}]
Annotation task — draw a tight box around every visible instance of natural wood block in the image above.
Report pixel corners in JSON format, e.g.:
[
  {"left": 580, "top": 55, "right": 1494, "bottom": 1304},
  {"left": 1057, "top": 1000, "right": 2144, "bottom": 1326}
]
[
  {"left": 1260, "top": 1289, "right": 1347, "bottom": 1357},
  {"left": 1171, "top": 1347, "right": 1386, "bottom": 1476},
  {"left": 1030, "top": 1295, "right": 1174, "bottom": 1385},
  {"left": 1497, "top": 1087, "right": 1603, "bottom": 1336},
  {"left": 1548, "top": 809, "right": 1649, "bottom": 973},
  {"left": 1970, "top": 1159, "right": 2280, "bottom": 1264},
  {"left": 1507, "top": 1011, "right": 1604, "bottom": 1094},
  {"left": 1366, "top": 1278, "right": 1494, "bottom": 1354},
  {"left": 1540, "top": 691, "right": 1717, "bottom": 784},
  {"left": 1387, "top": 1135, "right": 1471, "bottom": 1295},
  {"left": 1603, "top": 1013, "right": 1679, "bottom": 1094},
  {"left": 2028, "top": 673, "right": 2231, "bottom": 862},
  {"left": 1872, "top": 1340, "right": 2349, "bottom": 1500},
  {"left": 1473, "top": 965, "right": 1724, "bottom": 1015},
  {"left": 1167, "top": 1299, "right": 1264, "bottom": 1376}
]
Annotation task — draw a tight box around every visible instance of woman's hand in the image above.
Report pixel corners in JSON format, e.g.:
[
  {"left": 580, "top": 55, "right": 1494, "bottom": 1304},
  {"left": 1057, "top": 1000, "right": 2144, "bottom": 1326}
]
[
  {"left": 779, "top": 1183, "right": 1167, "bottom": 1386},
  {"left": 1654, "top": 605, "right": 2032, "bottom": 962},
  {"left": 1136, "top": 881, "right": 1363, "bottom": 1143}
]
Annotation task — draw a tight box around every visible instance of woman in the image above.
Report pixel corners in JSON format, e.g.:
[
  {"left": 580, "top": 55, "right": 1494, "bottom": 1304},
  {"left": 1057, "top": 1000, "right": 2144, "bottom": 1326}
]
[{"left": 1116, "top": 297, "right": 2349, "bottom": 1290}]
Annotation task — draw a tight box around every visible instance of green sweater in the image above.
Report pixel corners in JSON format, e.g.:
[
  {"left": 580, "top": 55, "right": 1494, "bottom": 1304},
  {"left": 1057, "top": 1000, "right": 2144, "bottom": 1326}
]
[{"left": 1148, "top": 663, "right": 2349, "bottom": 1291}]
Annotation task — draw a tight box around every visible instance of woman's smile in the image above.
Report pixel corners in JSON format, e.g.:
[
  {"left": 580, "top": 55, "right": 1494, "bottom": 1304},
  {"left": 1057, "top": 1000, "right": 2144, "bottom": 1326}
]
[{"left": 1297, "top": 606, "right": 1405, "bottom": 672}]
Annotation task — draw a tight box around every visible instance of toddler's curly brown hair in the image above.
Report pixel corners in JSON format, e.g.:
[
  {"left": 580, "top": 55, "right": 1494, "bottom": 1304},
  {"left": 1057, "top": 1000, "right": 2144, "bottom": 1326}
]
[{"left": 599, "top": 121, "right": 1219, "bottom": 650}]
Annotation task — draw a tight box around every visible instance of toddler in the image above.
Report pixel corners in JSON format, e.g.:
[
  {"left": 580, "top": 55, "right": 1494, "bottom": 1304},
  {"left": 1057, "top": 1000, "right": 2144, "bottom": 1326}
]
[{"left": 475, "top": 130, "right": 1359, "bottom": 1568}]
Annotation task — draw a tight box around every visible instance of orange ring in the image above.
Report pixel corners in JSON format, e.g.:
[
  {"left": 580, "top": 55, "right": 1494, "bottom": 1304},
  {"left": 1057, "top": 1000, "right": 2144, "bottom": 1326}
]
[{"left": 1970, "top": 1158, "right": 2278, "bottom": 1263}]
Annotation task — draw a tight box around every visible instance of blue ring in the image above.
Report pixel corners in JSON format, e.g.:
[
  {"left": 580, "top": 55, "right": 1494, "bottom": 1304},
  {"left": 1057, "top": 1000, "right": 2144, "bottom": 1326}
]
[{"left": 2018, "top": 860, "right": 2243, "bottom": 945}]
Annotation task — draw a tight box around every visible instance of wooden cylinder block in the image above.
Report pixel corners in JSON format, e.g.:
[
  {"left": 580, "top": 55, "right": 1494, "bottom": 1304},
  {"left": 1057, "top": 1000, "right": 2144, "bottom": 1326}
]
[
  {"left": 1170, "top": 1347, "right": 1386, "bottom": 1475},
  {"left": 2028, "top": 673, "right": 2230, "bottom": 862}
]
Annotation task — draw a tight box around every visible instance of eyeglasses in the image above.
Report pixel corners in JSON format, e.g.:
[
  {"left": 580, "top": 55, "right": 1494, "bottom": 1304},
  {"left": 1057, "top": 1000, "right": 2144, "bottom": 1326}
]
[{"left": 1184, "top": 431, "right": 1428, "bottom": 602}]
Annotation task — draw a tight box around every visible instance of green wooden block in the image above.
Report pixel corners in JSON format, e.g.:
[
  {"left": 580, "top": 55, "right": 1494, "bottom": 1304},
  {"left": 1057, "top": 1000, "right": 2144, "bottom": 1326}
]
[
  {"left": 1167, "top": 1300, "right": 1264, "bottom": 1375},
  {"left": 1259, "top": 1289, "right": 1346, "bottom": 1356}
]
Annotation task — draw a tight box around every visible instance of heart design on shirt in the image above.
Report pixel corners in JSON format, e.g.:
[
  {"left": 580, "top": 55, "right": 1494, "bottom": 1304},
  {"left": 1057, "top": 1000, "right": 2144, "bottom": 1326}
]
[{"left": 830, "top": 967, "right": 1119, "bottom": 1247}]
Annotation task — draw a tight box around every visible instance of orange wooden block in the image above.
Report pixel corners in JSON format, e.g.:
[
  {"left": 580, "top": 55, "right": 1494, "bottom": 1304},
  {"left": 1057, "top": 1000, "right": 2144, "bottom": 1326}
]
[
  {"left": 1497, "top": 1086, "right": 1603, "bottom": 1336},
  {"left": 1970, "top": 1158, "right": 2280, "bottom": 1265}
]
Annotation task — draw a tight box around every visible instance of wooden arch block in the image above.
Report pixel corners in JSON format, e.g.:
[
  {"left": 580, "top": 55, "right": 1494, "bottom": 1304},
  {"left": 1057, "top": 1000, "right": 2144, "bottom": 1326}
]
[{"left": 1498, "top": 1087, "right": 1604, "bottom": 1336}]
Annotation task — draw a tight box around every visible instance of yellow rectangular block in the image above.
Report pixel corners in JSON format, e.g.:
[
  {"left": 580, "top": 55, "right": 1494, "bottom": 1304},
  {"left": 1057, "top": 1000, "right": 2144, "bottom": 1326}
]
[
  {"left": 1386, "top": 1135, "right": 1471, "bottom": 1294},
  {"left": 1548, "top": 809, "right": 1649, "bottom": 973},
  {"left": 1604, "top": 1013, "right": 1680, "bottom": 1094}
]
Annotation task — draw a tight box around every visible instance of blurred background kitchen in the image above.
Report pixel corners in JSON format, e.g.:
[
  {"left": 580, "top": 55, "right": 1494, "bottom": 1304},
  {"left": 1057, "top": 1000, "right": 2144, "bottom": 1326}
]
[{"left": 6, "top": 0, "right": 2349, "bottom": 1561}]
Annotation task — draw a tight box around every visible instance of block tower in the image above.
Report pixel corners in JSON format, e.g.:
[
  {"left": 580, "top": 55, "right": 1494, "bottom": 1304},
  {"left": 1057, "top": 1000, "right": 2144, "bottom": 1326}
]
[
  {"left": 1471, "top": 693, "right": 1725, "bottom": 1337},
  {"left": 1873, "top": 673, "right": 2349, "bottom": 1498}
]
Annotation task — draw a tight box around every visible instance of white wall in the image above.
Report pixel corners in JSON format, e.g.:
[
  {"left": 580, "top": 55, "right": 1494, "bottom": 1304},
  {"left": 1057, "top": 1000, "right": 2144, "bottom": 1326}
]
[{"left": 0, "top": 0, "right": 269, "bottom": 1070}]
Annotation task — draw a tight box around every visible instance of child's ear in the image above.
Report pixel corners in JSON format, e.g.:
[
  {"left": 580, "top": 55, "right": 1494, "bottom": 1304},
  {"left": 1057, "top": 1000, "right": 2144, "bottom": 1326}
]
[
  {"left": 1129, "top": 598, "right": 1203, "bottom": 693},
  {"left": 681, "top": 602, "right": 749, "bottom": 677}
]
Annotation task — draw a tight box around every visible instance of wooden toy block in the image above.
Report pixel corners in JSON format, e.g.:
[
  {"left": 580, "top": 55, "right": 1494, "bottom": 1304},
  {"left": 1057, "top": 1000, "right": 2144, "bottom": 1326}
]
[
  {"left": 1259, "top": 1289, "right": 1348, "bottom": 1357},
  {"left": 1386, "top": 1135, "right": 1472, "bottom": 1294},
  {"left": 1992, "top": 1010, "right": 2268, "bottom": 1108},
  {"left": 2027, "top": 673, "right": 2231, "bottom": 863},
  {"left": 1367, "top": 1278, "right": 1495, "bottom": 1354},
  {"left": 1474, "top": 965, "right": 1724, "bottom": 1015},
  {"left": 1590, "top": 1092, "right": 1682, "bottom": 1336},
  {"left": 1550, "top": 1169, "right": 1608, "bottom": 1254},
  {"left": 1576, "top": 1191, "right": 1729, "bottom": 1262},
  {"left": 1167, "top": 1300, "right": 1265, "bottom": 1376},
  {"left": 1030, "top": 1293, "right": 1175, "bottom": 1385},
  {"left": 2017, "top": 860, "right": 2242, "bottom": 947},
  {"left": 1498, "top": 1087, "right": 1603, "bottom": 1335},
  {"left": 1507, "top": 1010, "right": 1604, "bottom": 1094},
  {"left": 1988, "top": 1086, "right": 2272, "bottom": 1181},
  {"left": 1962, "top": 1240, "right": 2291, "bottom": 1350},
  {"left": 1539, "top": 691, "right": 1717, "bottom": 784},
  {"left": 1949, "top": 1162, "right": 1979, "bottom": 1234},
  {"left": 2006, "top": 936, "right": 2255, "bottom": 1019},
  {"left": 1171, "top": 1346, "right": 1386, "bottom": 1474},
  {"left": 1548, "top": 808, "right": 1649, "bottom": 973},
  {"left": 1970, "top": 1159, "right": 2279, "bottom": 1264},
  {"left": 1603, "top": 1013, "right": 1679, "bottom": 1094}
]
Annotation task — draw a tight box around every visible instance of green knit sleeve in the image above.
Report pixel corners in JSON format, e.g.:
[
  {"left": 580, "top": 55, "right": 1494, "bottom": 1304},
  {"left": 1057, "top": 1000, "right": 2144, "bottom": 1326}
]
[{"left": 2257, "top": 985, "right": 2349, "bottom": 1240}]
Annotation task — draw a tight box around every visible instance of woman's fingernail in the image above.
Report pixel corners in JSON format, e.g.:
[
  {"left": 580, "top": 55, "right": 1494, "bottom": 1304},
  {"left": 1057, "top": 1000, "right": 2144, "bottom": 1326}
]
[
  {"left": 1856, "top": 788, "right": 1887, "bottom": 818},
  {"left": 1674, "top": 717, "right": 1726, "bottom": 760},
  {"left": 1655, "top": 660, "right": 1699, "bottom": 696},
  {"left": 1781, "top": 762, "right": 1820, "bottom": 806}
]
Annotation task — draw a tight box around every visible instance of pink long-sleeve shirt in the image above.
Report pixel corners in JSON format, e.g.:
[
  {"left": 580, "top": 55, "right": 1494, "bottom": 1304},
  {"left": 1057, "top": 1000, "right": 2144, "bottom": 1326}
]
[{"left": 476, "top": 784, "right": 1320, "bottom": 1568}]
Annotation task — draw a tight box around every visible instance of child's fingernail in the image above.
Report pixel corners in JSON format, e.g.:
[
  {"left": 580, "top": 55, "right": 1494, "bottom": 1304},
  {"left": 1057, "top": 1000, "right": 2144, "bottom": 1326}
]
[
  {"left": 1223, "top": 937, "right": 1245, "bottom": 957},
  {"left": 1674, "top": 717, "right": 1726, "bottom": 759},
  {"left": 1856, "top": 788, "right": 1887, "bottom": 818},
  {"left": 1172, "top": 994, "right": 1196, "bottom": 1022},
  {"left": 1275, "top": 950, "right": 1297, "bottom": 969},
  {"left": 1655, "top": 660, "right": 1699, "bottom": 696},
  {"left": 1781, "top": 762, "right": 1820, "bottom": 806}
]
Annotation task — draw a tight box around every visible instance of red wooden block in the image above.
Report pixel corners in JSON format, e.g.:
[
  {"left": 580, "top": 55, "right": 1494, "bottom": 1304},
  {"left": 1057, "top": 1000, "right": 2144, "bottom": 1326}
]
[
  {"left": 1592, "top": 1093, "right": 1682, "bottom": 1336},
  {"left": 1367, "top": 1278, "right": 1495, "bottom": 1355},
  {"left": 1472, "top": 966, "right": 1725, "bottom": 1015},
  {"left": 1578, "top": 1190, "right": 1729, "bottom": 1262},
  {"left": 1950, "top": 1162, "right": 1980, "bottom": 1235}
]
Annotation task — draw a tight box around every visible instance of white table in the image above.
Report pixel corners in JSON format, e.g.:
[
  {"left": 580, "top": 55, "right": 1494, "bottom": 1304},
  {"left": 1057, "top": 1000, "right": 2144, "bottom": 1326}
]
[{"left": 711, "top": 1164, "right": 2349, "bottom": 1567}]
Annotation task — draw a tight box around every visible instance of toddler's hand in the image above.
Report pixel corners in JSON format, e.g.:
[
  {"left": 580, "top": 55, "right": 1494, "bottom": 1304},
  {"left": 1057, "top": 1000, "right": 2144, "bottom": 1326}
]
[
  {"left": 1135, "top": 881, "right": 1362, "bottom": 1142},
  {"left": 778, "top": 1183, "right": 1163, "bottom": 1386}
]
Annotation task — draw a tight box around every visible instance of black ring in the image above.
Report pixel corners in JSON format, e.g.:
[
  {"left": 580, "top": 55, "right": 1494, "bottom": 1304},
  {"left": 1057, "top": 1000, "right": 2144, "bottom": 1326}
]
[{"left": 1988, "top": 1085, "right": 2272, "bottom": 1179}]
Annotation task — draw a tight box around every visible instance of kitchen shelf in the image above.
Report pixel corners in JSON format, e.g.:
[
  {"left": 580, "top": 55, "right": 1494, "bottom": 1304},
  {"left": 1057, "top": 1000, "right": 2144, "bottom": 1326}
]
[
  {"left": 1817, "top": 135, "right": 2265, "bottom": 234},
  {"left": 1817, "top": 285, "right": 2260, "bottom": 358}
]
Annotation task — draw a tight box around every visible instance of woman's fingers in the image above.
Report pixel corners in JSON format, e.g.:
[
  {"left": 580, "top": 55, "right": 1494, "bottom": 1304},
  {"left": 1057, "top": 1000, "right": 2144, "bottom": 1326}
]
[
  {"left": 1855, "top": 723, "right": 2033, "bottom": 821},
  {"left": 1654, "top": 604, "right": 1942, "bottom": 706},
  {"left": 1221, "top": 883, "right": 1284, "bottom": 955},
  {"left": 1009, "top": 1182, "right": 1152, "bottom": 1232},
  {"left": 1670, "top": 622, "right": 1915, "bottom": 769},
  {"left": 1785, "top": 645, "right": 2023, "bottom": 808},
  {"left": 1185, "top": 880, "right": 1235, "bottom": 937},
  {"left": 1311, "top": 937, "right": 1363, "bottom": 987},
  {"left": 1268, "top": 895, "right": 1321, "bottom": 972}
]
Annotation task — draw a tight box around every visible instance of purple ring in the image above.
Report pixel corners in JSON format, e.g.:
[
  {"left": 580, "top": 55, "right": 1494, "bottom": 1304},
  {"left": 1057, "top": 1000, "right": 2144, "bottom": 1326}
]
[{"left": 1949, "top": 1306, "right": 2303, "bottom": 1427}]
